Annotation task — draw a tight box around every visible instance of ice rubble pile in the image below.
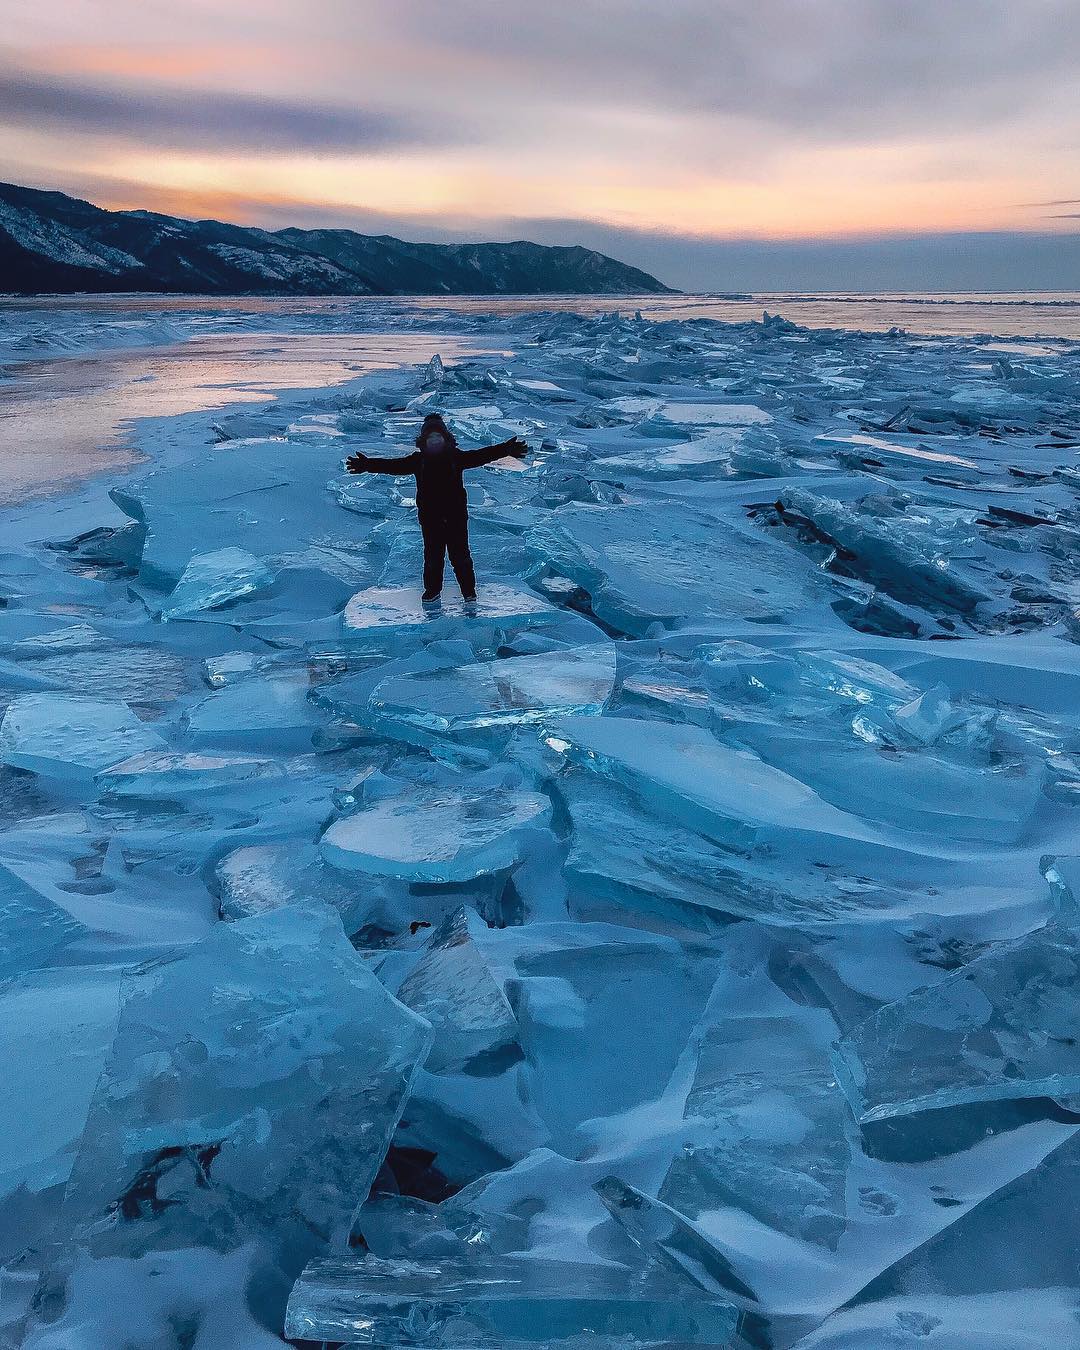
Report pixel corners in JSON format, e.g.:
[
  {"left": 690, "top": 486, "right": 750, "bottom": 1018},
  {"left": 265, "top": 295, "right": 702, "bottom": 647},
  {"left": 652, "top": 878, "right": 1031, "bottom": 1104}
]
[{"left": 1, "top": 307, "right": 1080, "bottom": 1348}]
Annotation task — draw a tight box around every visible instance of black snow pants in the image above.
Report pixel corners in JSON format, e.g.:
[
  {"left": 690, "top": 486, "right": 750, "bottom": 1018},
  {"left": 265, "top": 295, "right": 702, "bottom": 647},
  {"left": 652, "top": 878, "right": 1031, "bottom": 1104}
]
[{"left": 419, "top": 503, "right": 476, "bottom": 596}]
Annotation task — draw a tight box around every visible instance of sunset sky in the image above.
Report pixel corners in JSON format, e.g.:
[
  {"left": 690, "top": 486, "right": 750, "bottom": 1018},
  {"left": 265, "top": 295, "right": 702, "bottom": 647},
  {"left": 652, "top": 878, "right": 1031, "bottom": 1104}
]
[{"left": 4, "top": 1, "right": 1080, "bottom": 289}]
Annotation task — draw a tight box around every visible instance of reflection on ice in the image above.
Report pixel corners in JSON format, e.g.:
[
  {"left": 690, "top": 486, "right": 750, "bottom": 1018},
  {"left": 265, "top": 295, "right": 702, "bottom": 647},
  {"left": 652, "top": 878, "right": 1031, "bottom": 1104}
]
[{"left": 342, "top": 582, "right": 557, "bottom": 639}]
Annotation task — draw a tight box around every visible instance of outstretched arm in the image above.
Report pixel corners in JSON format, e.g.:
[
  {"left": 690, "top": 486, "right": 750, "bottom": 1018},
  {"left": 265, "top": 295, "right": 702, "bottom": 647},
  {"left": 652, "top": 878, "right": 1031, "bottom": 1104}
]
[
  {"left": 459, "top": 436, "right": 530, "bottom": 469},
  {"left": 345, "top": 451, "right": 420, "bottom": 475}
]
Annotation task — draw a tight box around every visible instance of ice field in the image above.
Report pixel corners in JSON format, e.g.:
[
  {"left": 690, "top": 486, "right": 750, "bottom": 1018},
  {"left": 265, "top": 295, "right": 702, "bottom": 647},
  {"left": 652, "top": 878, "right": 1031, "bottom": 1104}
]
[{"left": 1, "top": 299, "right": 1080, "bottom": 1348}]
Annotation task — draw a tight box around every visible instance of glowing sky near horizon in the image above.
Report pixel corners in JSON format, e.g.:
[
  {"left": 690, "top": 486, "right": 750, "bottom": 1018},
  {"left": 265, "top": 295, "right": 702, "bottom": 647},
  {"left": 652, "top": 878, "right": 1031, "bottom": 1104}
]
[{"left": 3, "top": 1, "right": 1079, "bottom": 288}]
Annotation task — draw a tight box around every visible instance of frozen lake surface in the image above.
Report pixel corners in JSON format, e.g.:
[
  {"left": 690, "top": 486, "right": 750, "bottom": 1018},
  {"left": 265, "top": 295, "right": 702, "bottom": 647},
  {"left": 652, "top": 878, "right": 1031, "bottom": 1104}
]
[
  {"left": 1, "top": 296, "right": 1079, "bottom": 1348},
  {"left": 0, "top": 327, "right": 508, "bottom": 504}
]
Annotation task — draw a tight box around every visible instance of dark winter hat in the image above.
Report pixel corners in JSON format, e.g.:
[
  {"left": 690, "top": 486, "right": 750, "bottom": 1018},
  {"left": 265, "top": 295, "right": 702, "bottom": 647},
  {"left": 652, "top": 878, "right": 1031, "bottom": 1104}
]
[{"left": 415, "top": 413, "right": 457, "bottom": 449}]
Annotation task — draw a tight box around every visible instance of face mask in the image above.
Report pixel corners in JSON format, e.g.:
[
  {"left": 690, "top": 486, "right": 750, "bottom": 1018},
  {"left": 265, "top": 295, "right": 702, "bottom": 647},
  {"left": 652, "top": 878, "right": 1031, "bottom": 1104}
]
[{"left": 422, "top": 432, "right": 447, "bottom": 454}]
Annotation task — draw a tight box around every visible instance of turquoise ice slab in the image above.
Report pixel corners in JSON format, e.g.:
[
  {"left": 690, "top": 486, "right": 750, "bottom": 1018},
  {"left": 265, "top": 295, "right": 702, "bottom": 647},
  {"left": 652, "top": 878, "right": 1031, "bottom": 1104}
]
[
  {"left": 545, "top": 715, "right": 878, "bottom": 851},
  {"left": 321, "top": 781, "right": 551, "bottom": 883},
  {"left": 0, "top": 861, "right": 86, "bottom": 979},
  {"left": 845, "top": 1129, "right": 1080, "bottom": 1306},
  {"left": 0, "top": 966, "right": 121, "bottom": 1198},
  {"left": 0, "top": 694, "right": 165, "bottom": 781},
  {"left": 109, "top": 438, "right": 350, "bottom": 589},
  {"left": 593, "top": 434, "right": 740, "bottom": 480},
  {"left": 160, "top": 546, "right": 274, "bottom": 620},
  {"left": 394, "top": 907, "right": 520, "bottom": 1071},
  {"left": 183, "top": 676, "right": 325, "bottom": 750},
  {"left": 776, "top": 487, "right": 990, "bottom": 614},
  {"left": 527, "top": 502, "right": 829, "bottom": 635},
  {"left": 283, "top": 1255, "right": 740, "bottom": 1347},
  {"left": 831, "top": 925, "right": 1080, "bottom": 1123},
  {"left": 559, "top": 774, "right": 946, "bottom": 930},
  {"left": 96, "top": 750, "right": 283, "bottom": 797},
  {"left": 60, "top": 906, "right": 433, "bottom": 1266},
  {"left": 0, "top": 643, "right": 189, "bottom": 706},
  {"left": 370, "top": 644, "right": 616, "bottom": 742},
  {"left": 660, "top": 1015, "right": 852, "bottom": 1249},
  {"left": 594, "top": 1176, "right": 758, "bottom": 1307}
]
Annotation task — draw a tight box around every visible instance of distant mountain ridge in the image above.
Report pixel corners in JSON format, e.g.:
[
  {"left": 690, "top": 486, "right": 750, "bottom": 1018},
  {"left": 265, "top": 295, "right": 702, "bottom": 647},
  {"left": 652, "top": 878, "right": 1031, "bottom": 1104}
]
[{"left": 0, "top": 182, "right": 676, "bottom": 296}]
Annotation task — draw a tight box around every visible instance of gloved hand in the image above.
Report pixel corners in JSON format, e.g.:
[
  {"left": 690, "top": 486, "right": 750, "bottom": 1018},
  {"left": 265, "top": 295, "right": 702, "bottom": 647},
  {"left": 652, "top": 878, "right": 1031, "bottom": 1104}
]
[
  {"left": 503, "top": 437, "right": 529, "bottom": 459},
  {"left": 345, "top": 453, "right": 369, "bottom": 474}
]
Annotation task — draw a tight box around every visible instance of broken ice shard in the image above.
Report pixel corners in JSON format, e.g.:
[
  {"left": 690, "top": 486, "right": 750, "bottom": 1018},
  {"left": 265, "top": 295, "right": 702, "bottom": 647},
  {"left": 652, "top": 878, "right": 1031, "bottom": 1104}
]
[
  {"left": 832, "top": 923, "right": 1080, "bottom": 1123},
  {"left": 183, "top": 676, "right": 325, "bottom": 751},
  {"left": 594, "top": 1176, "right": 758, "bottom": 1306},
  {"left": 96, "top": 750, "right": 283, "bottom": 797},
  {"left": 593, "top": 435, "right": 738, "bottom": 481},
  {"left": 0, "top": 860, "right": 86, "bottom": 980},
  {"left": 1042, "top": 854, "right": 1080, "bottom": 918},
  {"left": 559, "top": 774, "right": 888, "bottom": 930},
  {"left": 546, "top": 714, "right": 873, "bottom": 851},
  {"left": 394, "top": 907, "right": 520, "bottom": 1072},
  {"left": 511, "top": 929, "right": 715, "bottom": 1152},
  {"left": 284, "top": 1254, "right": 740, "bottom": 1347},
  {"left": 0, "top": 966, "right": 121, "bottom": 1200},
  {"left": 0, "top": 694, "right": 165, "bottom": 782},
  {"left": 109, "top": 437, "right": 346, "bottom": 589},
  {"left": 774, "top": 487, "right": 990, "bottom": 614},
  {"left": 527, "top": 501, "right": 828, "bottom": 635},
  {"left": 160, "top": 546, "right": 274, "bottom": 620},
  {"left": 321, "top": 779, "right": 551, "bottom": 883},
  {"left": 59, "top": 905, "right": 432, "bottom": 1271},
  {"left": 214, "top": 841, "right": 362, "bottom": 925},
  {"left": 369, "top": 644, "right": 616, "bottom": 745},
  {"left": 660, "top": 1013, "right": 852, "bottom": 1248},
  {"left": 848, "top": 1128, "right": 1080, "bottom": 1307}
]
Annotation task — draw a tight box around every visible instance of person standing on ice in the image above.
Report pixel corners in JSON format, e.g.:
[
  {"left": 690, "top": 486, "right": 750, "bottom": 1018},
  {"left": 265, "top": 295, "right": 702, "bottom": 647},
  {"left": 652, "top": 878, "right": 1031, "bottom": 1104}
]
[{"left": 345, "top": 412, "right": 529, "bottom": 604}]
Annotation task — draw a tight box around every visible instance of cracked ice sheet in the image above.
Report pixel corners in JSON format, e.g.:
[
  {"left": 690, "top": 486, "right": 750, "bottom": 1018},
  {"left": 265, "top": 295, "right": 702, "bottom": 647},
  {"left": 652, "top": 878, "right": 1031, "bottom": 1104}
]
[{"left": 4, "top": 302, "right": 1080, "bottom": 1347}]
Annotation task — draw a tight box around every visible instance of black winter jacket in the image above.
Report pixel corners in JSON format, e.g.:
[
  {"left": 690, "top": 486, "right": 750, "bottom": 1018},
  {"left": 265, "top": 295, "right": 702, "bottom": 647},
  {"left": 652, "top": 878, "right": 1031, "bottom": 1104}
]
[{"left": 353, "top": 441, "right": 519, "bottom": 515}]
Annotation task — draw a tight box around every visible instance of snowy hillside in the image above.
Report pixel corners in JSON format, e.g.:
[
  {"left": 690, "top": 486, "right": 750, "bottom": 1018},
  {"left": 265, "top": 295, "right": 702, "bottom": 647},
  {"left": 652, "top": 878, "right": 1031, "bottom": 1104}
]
[{"left": 0, "top": 182, "right": 675, "bottom": 296}]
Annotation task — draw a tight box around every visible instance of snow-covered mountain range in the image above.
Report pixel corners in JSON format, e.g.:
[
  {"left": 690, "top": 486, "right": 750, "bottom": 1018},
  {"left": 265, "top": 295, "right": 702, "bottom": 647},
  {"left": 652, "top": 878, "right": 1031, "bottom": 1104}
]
[{"left": 0, "top": 182, "right": 675, "bottom": 296}]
